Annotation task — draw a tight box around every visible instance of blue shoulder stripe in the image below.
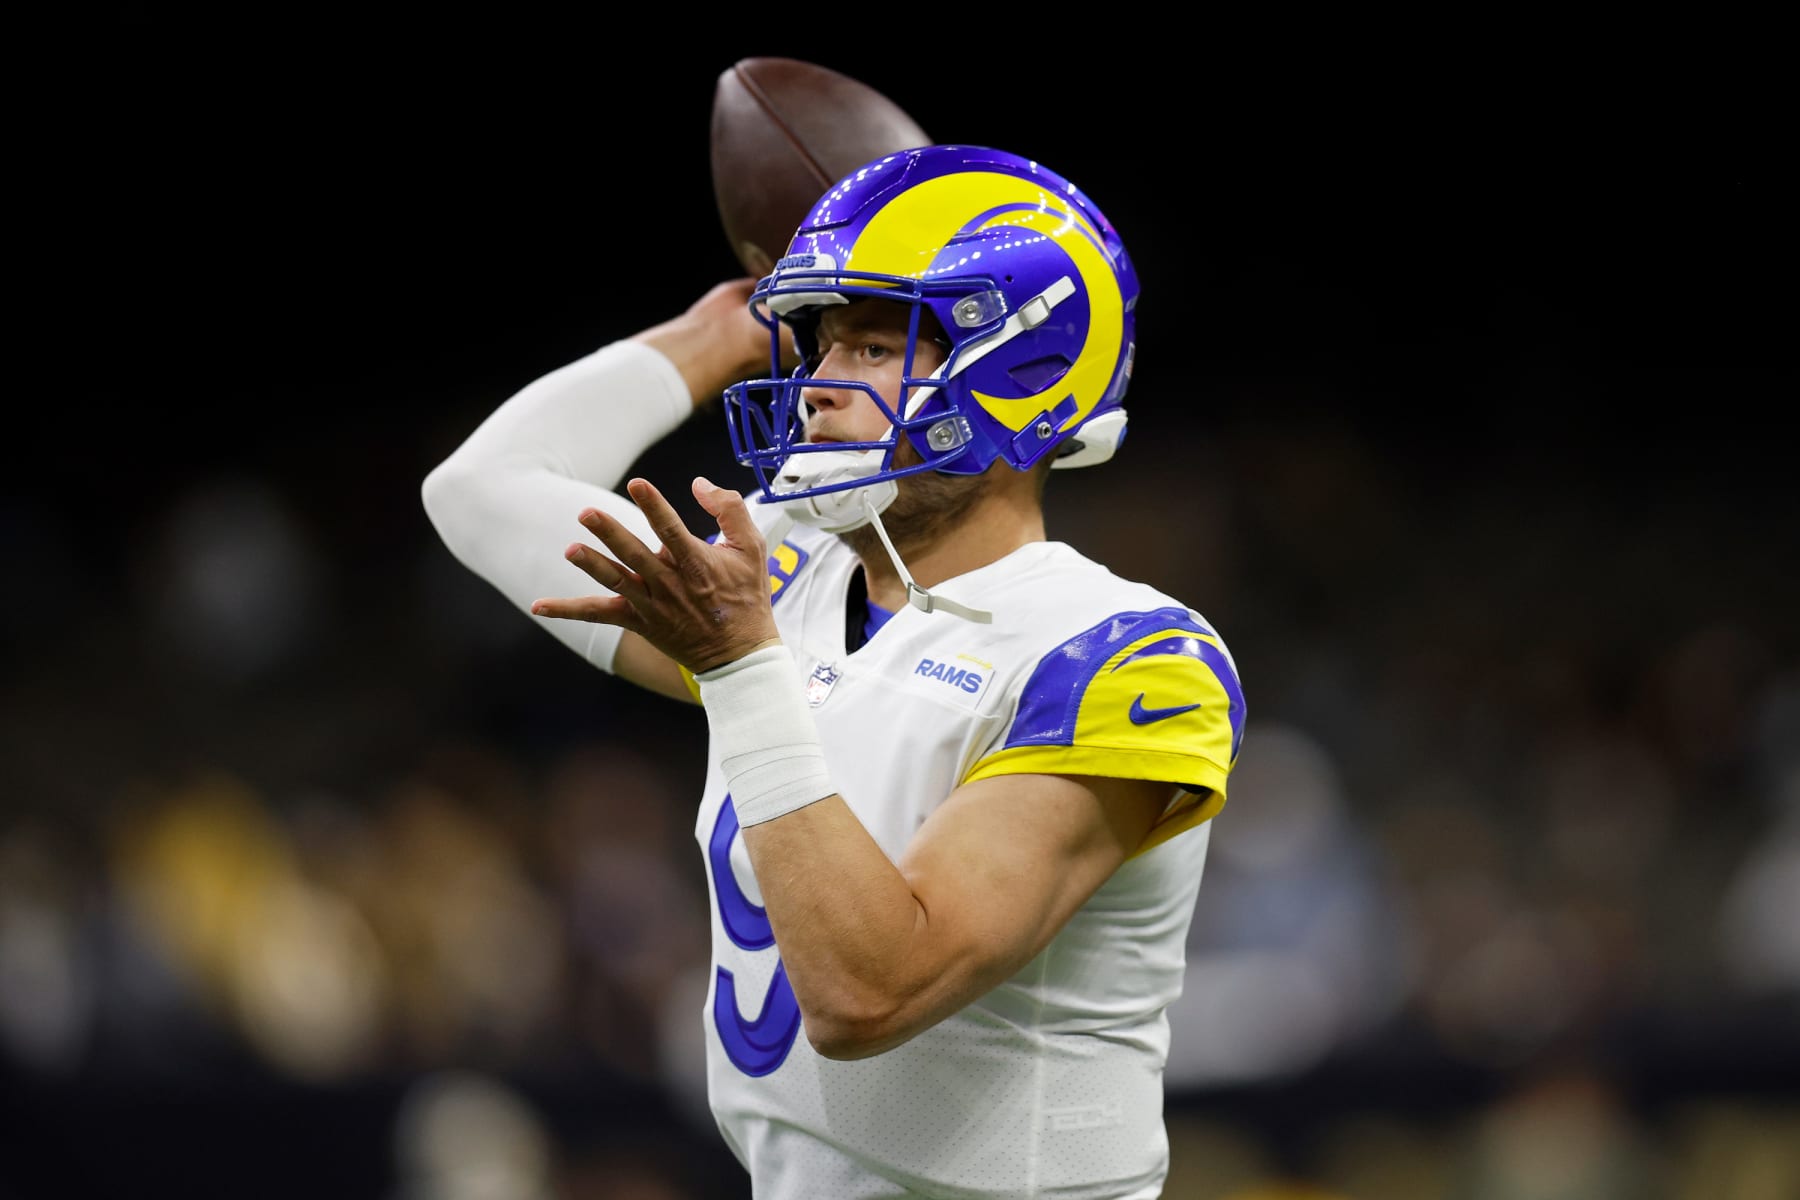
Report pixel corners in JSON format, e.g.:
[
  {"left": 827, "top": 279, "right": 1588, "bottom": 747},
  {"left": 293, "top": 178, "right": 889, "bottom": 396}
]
[{"left": 1005, "top": 606, "right": 1245, "bottom": 763}]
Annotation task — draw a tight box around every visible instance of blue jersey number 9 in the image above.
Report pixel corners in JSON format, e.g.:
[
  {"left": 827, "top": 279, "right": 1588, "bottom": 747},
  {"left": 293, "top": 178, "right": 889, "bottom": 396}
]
[{"left": 708, "top": 797, "right": 802, "bottom": 1076}]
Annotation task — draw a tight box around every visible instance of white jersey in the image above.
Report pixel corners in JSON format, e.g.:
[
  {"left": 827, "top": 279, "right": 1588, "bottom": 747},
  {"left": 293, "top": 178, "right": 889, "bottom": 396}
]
[
  {"left": 687, "top": 522, "right": 1245, "bottom": 1199},
  {"left": 419, "top": 338, "right": 1245, "bottom": 1198}
]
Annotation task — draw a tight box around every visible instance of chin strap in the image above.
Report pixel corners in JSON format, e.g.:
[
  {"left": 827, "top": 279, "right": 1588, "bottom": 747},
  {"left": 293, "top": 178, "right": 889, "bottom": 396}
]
[
  {"left": 858, "top": 493, "right": 993, "bottom": 624},
  {"left": 748, "top": 488, "right": 992, "bottom": 624}
]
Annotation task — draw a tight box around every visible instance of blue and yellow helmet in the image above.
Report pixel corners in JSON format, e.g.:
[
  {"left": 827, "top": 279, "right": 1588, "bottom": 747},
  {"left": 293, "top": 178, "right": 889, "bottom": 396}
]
[{"left": 724, "top": 144, "right": 1140, "bottom": 504}]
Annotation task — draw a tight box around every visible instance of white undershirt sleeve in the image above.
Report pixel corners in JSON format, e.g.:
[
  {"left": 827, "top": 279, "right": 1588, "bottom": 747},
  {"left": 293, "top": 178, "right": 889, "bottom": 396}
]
[{"left": 420, "top": 339, "right": 693, "bottom": 673}]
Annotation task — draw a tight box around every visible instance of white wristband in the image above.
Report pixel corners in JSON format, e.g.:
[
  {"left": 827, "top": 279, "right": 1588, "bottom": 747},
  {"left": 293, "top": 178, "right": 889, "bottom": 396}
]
[{"left": 696, "top": 644, "right": 835, "bottom": 826}]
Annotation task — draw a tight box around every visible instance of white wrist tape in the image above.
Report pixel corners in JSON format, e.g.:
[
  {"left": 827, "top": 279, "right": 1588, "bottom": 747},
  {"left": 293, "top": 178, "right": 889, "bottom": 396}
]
[{"left": 696, "top": 644, "right": 835, "bottom": 826}]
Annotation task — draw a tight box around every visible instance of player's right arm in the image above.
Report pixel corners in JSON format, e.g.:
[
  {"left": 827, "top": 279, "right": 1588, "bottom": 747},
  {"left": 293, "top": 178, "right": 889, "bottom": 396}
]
[{"left": 420, "top": 278, "right": 782, "bottom": 703}]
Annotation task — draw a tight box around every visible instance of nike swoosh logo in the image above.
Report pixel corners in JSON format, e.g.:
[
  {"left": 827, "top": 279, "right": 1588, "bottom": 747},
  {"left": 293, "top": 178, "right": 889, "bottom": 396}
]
[{"left": 1129, "top": 694, "right": 1202, "bottom": 725}]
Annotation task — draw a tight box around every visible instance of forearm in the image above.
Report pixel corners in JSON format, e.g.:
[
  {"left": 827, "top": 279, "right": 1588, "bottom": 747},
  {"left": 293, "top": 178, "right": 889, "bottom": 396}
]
[
  {"left": 421, "top": 340, "right": 691, "bottom": 668},
  {"left": 422, "top": 277, "right": 781, "bottom": 659},
  {"left": 633, "top": 293, "right": 778, "bottom": 409},
  {"left": 698, "top": 646, "right": 984, "bottom": 1057},
  {"left": 741, "top": 799, "right": 982, "bottom": 1059}
]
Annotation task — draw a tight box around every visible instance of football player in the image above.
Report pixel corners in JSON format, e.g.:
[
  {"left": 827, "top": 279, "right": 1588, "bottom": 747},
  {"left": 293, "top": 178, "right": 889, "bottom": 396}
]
[{"left": 423, "top": 145, "right": 1246, "bottom": 1199}]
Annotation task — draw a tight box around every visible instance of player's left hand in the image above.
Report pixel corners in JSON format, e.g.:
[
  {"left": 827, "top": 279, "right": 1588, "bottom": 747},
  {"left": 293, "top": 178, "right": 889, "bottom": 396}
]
[{"left": 531, "top": 476, "right": 781, "bottom": 674}]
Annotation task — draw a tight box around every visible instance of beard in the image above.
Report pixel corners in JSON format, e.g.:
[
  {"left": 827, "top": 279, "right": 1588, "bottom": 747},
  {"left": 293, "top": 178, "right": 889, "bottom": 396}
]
[{"left": 837, "top": 435, "right": 994, "bottom": 562}]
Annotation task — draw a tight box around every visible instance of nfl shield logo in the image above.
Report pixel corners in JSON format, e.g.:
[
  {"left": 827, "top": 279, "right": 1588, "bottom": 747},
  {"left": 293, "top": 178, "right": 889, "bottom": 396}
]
[{"left": 805, "top": 661, "right": 841, "bottom": 708}]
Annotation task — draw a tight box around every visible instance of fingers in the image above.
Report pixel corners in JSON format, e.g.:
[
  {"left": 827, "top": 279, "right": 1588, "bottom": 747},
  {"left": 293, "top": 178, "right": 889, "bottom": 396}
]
[
  {"left": 533, "top": 530, "right": 648, "bottom": 629},
  {"left": 577, "top": 503, "right": 667, "bottom": 578},
  {"left": 623, "top": 479, "right": 703, "bottom": 565},
  {"left": 693, "top": 476, "right": 763, "bottom": 551},
  {"left": 529, "top": 593, "right": 637, "bottom": 627},
  {"left": 562, "top": 540, "right": 640, "bottom": 595}
]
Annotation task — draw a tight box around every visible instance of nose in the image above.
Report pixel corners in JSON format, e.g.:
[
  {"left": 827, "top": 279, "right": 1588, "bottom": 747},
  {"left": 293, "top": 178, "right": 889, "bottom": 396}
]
[
  {"left": 801, "top": 343, "right": 860, "bottom": 412},
  {"left": 801, "top": 380, "right": 854, "bottom": 412}
]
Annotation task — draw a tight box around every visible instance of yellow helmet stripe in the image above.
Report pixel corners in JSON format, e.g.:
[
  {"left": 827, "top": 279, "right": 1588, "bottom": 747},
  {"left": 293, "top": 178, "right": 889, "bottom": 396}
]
[{"left": 852, "top": 171, "right": 1123, "bottom": 433}]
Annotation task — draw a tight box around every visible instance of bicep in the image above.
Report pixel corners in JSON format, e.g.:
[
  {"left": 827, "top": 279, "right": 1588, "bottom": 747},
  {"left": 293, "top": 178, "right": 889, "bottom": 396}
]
[{"left": 897, "top": 772, "right": 1172, "bottom": 985}]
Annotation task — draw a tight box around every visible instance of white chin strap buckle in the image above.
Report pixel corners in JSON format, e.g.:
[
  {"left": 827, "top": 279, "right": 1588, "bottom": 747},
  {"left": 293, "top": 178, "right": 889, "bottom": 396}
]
[
  {"left": 761, "top": 447, "right": 897, "bottom": 535},
  {"left": 748, "top": 447, "right": 892, "bottom": 546}
]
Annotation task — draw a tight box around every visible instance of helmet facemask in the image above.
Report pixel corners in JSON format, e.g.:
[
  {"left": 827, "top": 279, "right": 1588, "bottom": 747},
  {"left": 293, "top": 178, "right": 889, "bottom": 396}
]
[{"left": 725, "top": 266, "right": 996, "bottom": 510}]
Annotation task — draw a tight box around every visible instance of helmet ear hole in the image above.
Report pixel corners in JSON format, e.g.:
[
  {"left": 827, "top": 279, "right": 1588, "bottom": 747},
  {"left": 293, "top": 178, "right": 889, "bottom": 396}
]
[{"left": 1007, "top": 354, "right": 1072, "bottom": 393}]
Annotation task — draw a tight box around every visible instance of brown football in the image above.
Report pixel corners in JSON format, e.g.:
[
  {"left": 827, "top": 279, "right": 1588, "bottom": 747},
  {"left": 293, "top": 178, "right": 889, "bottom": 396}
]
[{"left": 711, "top": 57, "right": 931, "bottom": 278}]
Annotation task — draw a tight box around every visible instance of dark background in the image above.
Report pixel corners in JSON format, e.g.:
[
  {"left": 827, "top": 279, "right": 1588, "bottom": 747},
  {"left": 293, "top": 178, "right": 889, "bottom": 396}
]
[{"left": 5, "top": 15, "right": 1797, "bottom": 1200}]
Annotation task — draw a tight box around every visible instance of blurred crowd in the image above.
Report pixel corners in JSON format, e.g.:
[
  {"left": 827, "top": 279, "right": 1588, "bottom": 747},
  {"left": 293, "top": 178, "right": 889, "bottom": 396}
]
[{"left": 2, "top": 420, "right": 1796, "bottom": 1200}]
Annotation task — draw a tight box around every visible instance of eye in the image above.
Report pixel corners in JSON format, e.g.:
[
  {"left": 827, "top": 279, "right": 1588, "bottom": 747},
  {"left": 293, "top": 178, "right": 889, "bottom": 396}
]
[{"left": 860, "top": 342, "right": 891, "bottom": 363}]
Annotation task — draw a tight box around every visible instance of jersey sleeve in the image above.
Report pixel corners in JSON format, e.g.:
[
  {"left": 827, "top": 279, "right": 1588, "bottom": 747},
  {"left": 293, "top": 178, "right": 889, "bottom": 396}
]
[
  {"left": 964, "top": 606, "right": 1246, "bottom": 849},
  {"left": 420, "top": 340, "right": 692, "bottom": 675}
]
